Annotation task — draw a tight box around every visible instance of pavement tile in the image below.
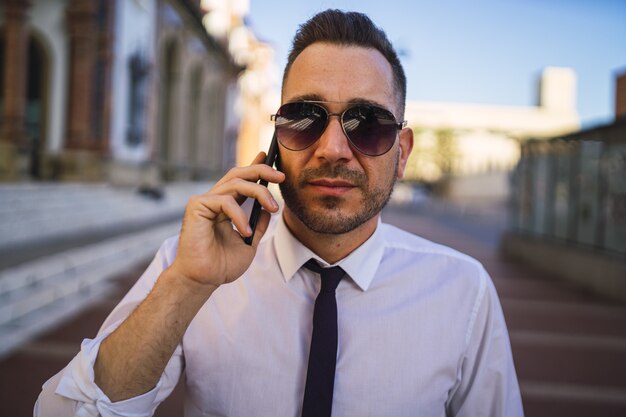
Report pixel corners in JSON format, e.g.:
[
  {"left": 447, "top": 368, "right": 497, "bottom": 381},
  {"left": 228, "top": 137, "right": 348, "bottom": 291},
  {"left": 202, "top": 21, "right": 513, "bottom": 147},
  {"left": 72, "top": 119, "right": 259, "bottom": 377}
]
[
  {"left": 512, "top": 344, "right": 626, "bottom": 387},
  {"left": 503, "top": 300, "right": 626, "bottom": 337},
  {"left": 522, "top": 396, "right": 626, "bottom": 417}
]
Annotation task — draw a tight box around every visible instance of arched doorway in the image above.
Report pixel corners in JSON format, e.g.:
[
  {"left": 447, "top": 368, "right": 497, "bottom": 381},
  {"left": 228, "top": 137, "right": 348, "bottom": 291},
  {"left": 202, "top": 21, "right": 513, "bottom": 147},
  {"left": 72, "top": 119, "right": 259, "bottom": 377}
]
[
  {"left": 25, "top": 34, "right": 49, "bottom": 179},
  {"left": 0, "top": 30, "right": 49, "bottom": 179}
]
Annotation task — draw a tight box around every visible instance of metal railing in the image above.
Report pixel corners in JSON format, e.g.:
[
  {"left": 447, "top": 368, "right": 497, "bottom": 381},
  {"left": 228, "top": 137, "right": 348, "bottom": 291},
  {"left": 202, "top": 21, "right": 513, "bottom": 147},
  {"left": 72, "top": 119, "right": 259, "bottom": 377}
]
[{"left": 510, "top": 119, "right": 626, "bottom": 256}]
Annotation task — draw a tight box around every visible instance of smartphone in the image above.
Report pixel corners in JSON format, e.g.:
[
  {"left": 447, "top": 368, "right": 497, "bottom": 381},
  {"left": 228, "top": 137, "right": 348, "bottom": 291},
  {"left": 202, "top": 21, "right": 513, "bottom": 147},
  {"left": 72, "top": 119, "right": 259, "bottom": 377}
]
[{"left": 243, "top": 130, "right": 279, "bottom": 245}]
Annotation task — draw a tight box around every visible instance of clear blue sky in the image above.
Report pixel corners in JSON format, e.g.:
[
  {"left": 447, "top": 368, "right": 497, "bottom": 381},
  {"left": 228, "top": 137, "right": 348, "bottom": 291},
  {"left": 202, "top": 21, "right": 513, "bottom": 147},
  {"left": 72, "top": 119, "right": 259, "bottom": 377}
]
[{"left": 247, "top": 0, "right": 626, "bottom": 128}]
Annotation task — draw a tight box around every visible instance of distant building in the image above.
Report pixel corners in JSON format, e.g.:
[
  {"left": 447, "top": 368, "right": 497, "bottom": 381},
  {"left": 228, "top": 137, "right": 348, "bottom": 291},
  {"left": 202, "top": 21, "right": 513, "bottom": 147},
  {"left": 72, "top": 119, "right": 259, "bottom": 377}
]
[
  {"left": 199, "top": 0, "right": 280, "bottom": 167},
  {"left": 0, "top": 0, "right": 242, "bottom": 184},
  {"left": 404, "top": 67, "right": 580, "bottom": 203},
  {"left": 235, "top": 36, "right": 280, "bottom": 167},
  {"left": 502, "top": 68, "right": 626, "bottom": 302}
]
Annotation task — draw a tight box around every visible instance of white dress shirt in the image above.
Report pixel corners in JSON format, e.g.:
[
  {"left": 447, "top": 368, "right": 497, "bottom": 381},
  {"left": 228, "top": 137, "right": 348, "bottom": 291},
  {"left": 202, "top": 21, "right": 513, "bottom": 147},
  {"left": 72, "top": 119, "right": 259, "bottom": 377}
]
[{"left": 35, "top": 215, "right": 523, "bottom": 417}]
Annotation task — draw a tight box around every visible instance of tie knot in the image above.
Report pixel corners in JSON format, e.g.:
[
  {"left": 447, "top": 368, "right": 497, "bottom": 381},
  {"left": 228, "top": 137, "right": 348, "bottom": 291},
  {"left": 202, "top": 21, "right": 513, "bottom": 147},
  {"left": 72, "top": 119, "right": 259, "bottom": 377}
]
[{"left": 304, "top": 259, "right": 345, "bottom": 292}]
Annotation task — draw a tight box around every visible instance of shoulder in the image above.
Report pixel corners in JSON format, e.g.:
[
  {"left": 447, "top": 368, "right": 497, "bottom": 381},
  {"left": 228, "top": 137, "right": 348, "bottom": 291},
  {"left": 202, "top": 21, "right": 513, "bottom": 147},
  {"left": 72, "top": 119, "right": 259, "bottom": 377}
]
[
  {"left": 377, "top": 222, "right": 489, "bottom": 304},
  {"left": 379, "top": 222, "right": 484, "bottom": 273},
  {"left": 378, "top": 223, "right": 495, "bottom": 338}
]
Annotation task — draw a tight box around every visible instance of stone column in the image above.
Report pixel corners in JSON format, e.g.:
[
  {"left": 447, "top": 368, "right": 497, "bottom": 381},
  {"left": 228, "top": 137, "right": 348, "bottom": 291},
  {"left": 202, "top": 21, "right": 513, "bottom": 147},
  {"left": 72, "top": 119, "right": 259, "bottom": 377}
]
[
  {"left": 0, "top": 0, "right": 31, "bottom": 145},
  {"left": 0, "top": 0, "right": 31, "bottom": 180},
  {"left": 97, "top": 0, "right": 115, "bottom": 153},
  {"left": 65, "top": 0, "right": 97, "bottom": 150}
]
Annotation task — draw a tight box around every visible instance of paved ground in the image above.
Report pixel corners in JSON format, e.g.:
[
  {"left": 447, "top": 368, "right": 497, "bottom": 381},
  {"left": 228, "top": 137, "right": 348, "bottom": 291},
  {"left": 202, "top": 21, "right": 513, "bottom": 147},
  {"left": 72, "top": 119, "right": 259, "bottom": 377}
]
[
  {"left": 2, "top": 204, "right": 625, "bottom": 416},
  {"left": 384, "top": 205, "right": 626, "bottom": 417}
]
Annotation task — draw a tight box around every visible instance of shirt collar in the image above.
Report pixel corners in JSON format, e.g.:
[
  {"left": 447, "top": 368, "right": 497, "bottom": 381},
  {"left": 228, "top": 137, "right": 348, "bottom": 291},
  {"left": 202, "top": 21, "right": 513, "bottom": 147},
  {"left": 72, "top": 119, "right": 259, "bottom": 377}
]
[{"left": 273, "top": 214, "right": 384, "bottom": 291}]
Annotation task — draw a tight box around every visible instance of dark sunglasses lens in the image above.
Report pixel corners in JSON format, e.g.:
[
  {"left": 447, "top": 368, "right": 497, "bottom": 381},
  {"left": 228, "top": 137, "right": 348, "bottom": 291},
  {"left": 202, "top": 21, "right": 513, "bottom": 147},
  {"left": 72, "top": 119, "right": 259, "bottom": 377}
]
[
  {"left": 274, "top": 102, "right": 327, "bottom": 151},
  {"left": 343, "top": 106, "right": 398, "bottom": 156}
]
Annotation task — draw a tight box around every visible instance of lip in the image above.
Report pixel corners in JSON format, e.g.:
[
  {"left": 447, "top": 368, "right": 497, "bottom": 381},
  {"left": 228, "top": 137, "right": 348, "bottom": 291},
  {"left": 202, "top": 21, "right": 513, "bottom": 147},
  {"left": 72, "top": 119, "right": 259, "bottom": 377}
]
[{"left": 308, "top": 178, "right": 357, "bottom": 197}]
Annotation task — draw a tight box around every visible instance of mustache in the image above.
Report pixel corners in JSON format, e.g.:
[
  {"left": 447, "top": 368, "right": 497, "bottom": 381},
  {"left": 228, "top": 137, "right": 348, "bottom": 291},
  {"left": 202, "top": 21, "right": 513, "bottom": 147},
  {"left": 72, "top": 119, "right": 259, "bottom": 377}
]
[{"left": 297, "top": 164, "right": 368, "bottom": 188}]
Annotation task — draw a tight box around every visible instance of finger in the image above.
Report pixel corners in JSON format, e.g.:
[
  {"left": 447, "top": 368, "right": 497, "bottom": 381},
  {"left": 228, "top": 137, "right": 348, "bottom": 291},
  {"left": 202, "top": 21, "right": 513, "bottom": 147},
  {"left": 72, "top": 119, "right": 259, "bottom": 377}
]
[
  {"left": 216, "top": 164, "right": 285, "bottom": 188},
  {"left": 213, "top": 152, "right": 265, "bottom": 187},
  {"left": 250, "top": 210, "right": 271, "bottom": 247},
  {"left": 217, "top": 197, "right": 252, "bottom": 237},
  {"left": 211, "top": 178, "right": 280, "bottom": 211},
  {"left": 251, "top": 151, "right": 266, "bottom": 165},
  {"left": 215, "top": 151, "right": 283, "bottom": 187},
  {"left": 191, "top": 194, "right": 251, "bottom": 235}
]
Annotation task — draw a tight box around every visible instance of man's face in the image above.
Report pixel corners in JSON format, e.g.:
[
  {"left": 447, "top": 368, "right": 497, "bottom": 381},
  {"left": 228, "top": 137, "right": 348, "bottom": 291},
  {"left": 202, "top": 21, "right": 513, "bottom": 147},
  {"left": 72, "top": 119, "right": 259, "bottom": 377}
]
[{"left": 278, "top": 43, "right": 413, "bottom": 235}]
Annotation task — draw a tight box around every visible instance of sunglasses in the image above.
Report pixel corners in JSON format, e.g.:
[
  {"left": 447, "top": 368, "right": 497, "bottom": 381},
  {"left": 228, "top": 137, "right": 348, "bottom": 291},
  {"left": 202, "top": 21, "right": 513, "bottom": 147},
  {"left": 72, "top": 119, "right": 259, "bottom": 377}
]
[{"left": 271, "top": 101, "right": 407, "bottom": 156}]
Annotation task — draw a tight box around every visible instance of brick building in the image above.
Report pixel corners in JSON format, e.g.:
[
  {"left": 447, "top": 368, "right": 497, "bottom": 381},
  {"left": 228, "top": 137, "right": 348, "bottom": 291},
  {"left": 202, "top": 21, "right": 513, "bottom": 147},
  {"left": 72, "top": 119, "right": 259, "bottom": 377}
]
[{"left": 0, "top": 0, "right": 242, "bottom": 184}]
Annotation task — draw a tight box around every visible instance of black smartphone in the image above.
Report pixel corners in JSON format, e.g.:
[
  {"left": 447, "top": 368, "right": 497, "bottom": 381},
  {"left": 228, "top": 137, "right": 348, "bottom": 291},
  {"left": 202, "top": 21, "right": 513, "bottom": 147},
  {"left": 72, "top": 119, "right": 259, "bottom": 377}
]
[{"left": 243, "top": 130, "right": 279, "bottom": 245}]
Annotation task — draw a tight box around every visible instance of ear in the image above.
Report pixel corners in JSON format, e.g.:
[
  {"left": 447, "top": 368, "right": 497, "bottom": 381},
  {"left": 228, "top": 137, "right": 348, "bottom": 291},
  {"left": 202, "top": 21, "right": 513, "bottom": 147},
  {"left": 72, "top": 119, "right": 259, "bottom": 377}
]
[{"left": 396, "top": 127, "right": 414, "bottom": 179}]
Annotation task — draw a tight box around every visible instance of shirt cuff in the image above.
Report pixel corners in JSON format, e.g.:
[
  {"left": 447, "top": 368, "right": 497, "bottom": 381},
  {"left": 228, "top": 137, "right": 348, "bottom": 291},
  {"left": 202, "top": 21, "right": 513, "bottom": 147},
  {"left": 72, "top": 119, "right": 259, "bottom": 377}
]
[{"left": 55, "top": 323, "right": 162, "bottom": 417}]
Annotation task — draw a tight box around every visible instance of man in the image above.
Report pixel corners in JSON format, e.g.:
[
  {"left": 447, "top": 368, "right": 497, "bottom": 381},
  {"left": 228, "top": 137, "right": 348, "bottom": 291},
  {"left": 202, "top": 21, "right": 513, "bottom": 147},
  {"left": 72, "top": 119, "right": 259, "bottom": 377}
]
[{"left": 36, "top": 9, "right": 523, "bottom": 417}]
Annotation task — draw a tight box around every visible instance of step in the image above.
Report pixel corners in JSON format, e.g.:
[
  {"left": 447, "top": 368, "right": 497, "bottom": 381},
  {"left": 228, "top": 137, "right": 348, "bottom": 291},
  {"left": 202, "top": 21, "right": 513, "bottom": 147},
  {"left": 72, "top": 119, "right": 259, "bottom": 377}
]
[
  {"left": 520, "top": 380, "right": 626, "bottom": 417},
  {"left": 511, "top": 334, "right": 626, "bottom": 388},
  {"left": 0, "top": 221, "right": 181, "bottom": 359},
  {"left": 0, "top": 280, "right": 117, "bottom": 359},
  {"left": 502, "top": 298, "right": 626, "bottom": 337},
  {"left": 0, "top": 182, "right": 209, "bottom": 250}
]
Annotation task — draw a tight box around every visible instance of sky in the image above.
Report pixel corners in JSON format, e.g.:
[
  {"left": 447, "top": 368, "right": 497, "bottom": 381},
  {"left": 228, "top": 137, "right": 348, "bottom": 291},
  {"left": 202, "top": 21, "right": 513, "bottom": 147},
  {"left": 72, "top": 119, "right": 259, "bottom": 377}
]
[{"left": 246, "top": 0, "right": 626, "bottom": 129}]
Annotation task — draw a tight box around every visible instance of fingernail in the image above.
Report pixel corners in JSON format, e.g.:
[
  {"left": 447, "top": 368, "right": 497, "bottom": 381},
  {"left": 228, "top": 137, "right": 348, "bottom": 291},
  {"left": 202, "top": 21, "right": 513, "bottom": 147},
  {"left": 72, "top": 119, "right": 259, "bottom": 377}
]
[{"left": 270, "top": 197, "right": 278, "bottom": 209}]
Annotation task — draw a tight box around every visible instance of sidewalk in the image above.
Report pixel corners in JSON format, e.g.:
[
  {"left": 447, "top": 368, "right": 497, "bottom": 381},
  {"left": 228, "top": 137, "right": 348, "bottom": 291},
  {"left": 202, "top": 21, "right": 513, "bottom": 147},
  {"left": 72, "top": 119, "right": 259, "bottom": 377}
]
[{"left": 1, "top": 204, "right": 625, "bottom": 416}]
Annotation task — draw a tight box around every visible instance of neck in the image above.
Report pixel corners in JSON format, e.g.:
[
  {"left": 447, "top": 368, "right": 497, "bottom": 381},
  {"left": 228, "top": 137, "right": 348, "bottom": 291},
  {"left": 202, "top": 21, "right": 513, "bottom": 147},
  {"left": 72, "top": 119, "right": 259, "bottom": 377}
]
[{"left": 282, "top": 208, "right": 379, "bottom": 264}]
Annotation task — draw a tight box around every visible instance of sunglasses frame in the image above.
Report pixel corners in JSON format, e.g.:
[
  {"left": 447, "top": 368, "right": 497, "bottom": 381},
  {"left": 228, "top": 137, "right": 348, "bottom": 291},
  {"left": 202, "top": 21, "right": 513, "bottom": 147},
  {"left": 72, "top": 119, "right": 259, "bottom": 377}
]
[{"left": 271, "top": 100, "right": 407, "bottom": 156}]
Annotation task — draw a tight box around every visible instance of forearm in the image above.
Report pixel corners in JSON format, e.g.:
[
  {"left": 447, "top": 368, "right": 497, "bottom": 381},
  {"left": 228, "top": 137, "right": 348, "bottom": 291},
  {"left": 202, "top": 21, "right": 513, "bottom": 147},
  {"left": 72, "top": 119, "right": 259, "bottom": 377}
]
[
  {"left": 91, "top": 156, "right": 280, "bottom": 403},
  {"left": 94, "top": 266, "right": 217, "bottom": 402}
]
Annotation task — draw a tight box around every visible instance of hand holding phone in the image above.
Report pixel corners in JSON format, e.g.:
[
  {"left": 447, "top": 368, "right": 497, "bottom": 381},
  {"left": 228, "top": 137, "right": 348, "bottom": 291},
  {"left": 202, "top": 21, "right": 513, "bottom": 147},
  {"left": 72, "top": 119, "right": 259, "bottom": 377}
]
[{"left": 243, "top": 130, "right": 279, "bottom": 245}]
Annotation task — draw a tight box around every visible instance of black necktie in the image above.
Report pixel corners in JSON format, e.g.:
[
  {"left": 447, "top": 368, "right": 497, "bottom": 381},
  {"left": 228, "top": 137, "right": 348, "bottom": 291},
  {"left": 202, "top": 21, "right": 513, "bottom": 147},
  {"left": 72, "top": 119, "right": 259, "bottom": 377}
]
[{"left": 301, "top": 259, "right": 345, "bottom": 417}]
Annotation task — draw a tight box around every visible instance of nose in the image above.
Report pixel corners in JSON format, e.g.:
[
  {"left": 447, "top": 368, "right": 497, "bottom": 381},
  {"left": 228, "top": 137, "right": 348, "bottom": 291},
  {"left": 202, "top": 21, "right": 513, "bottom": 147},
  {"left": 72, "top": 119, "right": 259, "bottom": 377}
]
[{"left": 313, "top": 114, "right": 354, "bottom": 162}]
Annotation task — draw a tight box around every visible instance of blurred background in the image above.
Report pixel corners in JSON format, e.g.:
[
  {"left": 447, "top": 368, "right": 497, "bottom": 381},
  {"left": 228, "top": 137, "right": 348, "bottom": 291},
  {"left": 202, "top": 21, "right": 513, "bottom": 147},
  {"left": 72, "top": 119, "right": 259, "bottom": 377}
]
[{"left": 0, "top": 0, "right": 625, "bottom": 415}]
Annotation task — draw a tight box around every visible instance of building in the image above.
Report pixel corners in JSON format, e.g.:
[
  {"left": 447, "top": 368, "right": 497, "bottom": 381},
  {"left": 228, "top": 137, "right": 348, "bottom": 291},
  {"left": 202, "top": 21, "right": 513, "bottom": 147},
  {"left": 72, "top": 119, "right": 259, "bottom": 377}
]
[
  {"left": 199, "top": 0, "right": 280, "bottom": 167},
  {"left": 502, "top": 68, "right": 626, "bottom": 302},
  {"left": 404, "top": 67, "right": 580, "bottom": 204},
  {"left": 0, "top": 0, "right": 242, "bottom": 185}
]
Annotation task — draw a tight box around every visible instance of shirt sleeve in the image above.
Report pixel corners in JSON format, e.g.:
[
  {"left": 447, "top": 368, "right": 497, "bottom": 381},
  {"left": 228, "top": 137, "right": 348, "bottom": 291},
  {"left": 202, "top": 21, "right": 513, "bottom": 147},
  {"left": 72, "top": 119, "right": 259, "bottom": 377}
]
[
  {"left": 34, "top": 237, "right": 184, "bottom": 417},
  {"left": 446, "top": 267, "right": 525, "bottom": 417}
]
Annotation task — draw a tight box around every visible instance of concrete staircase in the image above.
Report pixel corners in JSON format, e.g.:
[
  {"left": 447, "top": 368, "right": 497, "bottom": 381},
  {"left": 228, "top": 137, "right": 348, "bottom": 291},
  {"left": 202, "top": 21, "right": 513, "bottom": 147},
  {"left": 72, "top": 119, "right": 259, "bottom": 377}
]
[{"left": 0, "top": 182, "right": 211, "bottom": 358}]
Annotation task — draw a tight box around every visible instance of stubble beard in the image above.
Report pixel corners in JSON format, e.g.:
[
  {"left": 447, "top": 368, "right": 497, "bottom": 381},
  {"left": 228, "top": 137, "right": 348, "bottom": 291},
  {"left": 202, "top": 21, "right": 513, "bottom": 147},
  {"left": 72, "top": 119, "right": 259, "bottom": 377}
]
[{"left": 279, "top": 159, "right": 398, "bottom": 235}]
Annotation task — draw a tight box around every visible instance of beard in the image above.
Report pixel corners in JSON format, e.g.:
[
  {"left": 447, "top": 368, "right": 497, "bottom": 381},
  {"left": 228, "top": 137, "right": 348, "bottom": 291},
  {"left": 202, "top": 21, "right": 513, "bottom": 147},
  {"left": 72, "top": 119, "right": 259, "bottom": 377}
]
[{"left": 279, "top": 156, "right": 398, "bottom": 235}]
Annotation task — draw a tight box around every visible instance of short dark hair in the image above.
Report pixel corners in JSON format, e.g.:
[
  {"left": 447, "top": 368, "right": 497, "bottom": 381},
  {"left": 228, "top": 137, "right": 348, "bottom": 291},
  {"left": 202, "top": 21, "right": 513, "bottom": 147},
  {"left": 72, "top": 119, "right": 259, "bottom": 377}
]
[{"left": 282, "top": 9, "right": 407, "bottom": 119}]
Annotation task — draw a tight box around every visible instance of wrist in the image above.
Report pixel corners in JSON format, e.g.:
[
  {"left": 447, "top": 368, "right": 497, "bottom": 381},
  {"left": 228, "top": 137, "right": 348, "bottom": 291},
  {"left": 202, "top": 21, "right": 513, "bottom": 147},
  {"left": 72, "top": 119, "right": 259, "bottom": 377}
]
[{"left": 161, "top": 265, "right": 219, "bottom": 298}]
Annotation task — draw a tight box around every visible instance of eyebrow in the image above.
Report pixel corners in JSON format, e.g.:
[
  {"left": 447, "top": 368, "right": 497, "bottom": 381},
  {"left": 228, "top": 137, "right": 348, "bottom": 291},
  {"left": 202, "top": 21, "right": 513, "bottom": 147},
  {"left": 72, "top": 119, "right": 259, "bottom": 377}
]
[{"left": 285, "top": 94, "right": 389, "bottom": 109}]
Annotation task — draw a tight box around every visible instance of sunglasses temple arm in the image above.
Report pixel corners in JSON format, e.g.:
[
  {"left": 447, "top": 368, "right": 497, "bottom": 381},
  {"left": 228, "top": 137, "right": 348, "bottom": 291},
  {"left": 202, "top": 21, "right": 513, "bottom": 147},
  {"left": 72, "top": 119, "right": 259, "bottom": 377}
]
[{"left": 243, "top": 130, "right": 279, "bottom": 245}]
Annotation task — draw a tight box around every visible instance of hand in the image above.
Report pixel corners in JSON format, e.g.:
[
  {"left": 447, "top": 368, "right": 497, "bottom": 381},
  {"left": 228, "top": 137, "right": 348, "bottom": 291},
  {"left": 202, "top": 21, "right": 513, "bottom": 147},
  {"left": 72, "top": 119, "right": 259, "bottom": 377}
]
[{"left": 169, "top": 152, "right": 285, "bottom": 287}]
